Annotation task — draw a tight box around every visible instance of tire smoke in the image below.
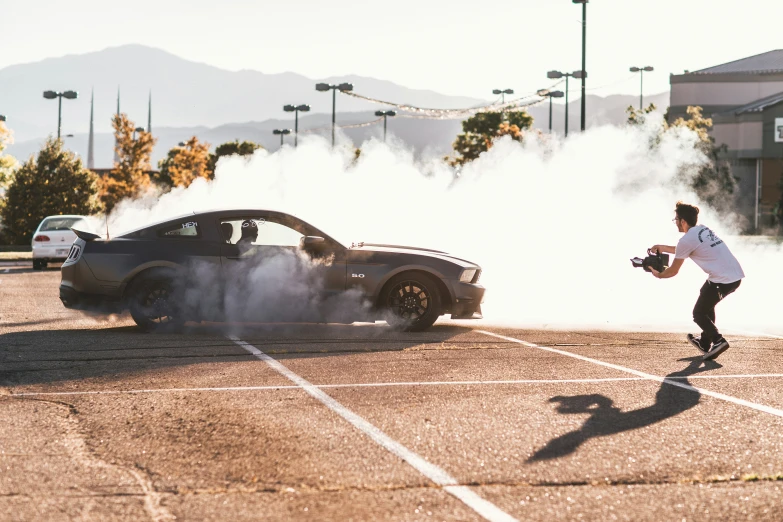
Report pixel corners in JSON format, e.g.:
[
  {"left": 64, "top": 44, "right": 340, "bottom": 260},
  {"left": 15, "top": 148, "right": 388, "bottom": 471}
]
[{"left": 105, "top": 118, "right": 783, "bottom": 335}]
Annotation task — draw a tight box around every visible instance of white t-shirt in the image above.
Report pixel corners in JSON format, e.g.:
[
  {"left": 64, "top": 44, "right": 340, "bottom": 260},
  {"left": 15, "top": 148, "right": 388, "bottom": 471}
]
[{"left": 674, "top": 225, "right": 745, "bottom": 284}]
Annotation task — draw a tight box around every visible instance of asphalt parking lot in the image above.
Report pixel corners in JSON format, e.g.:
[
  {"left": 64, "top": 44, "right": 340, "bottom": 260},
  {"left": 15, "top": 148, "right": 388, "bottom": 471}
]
[{"left": 1, "top": 267, "right": 782, "bottom": 521}]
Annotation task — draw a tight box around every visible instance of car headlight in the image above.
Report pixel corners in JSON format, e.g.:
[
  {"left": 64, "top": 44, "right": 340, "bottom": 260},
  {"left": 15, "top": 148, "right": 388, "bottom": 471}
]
[{"left": 459, "top": 269, "right": 477, "bottom": 283}]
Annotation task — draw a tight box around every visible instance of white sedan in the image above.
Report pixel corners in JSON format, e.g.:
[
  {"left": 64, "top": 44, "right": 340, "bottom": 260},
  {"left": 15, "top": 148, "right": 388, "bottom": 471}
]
[{"left": 32, "top": 215, "right": 94, "bottom": 270}]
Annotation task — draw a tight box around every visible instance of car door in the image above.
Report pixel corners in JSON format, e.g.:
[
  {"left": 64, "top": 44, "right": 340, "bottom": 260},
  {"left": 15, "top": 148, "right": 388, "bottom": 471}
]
[{"left": 218, "top": 214, "right": 347, "bottom": 321}]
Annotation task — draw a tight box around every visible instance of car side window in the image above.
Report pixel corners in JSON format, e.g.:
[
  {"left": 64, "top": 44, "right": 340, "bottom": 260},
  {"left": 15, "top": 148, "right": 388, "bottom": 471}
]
[
  {"left": 158, "top": 221, "right": 201, "bottom": 238},
  {"left": 221, "top": 218, "right": 302, "bottom": 247}
]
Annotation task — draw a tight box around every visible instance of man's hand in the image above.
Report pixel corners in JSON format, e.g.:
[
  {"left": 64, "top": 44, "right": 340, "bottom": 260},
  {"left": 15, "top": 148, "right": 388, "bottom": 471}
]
[
  {"left": 649, "top": 267, "right": 661, "bottom": 278},
  {"left": 649, "top": 245, "right": 675, "bottom": 255}
]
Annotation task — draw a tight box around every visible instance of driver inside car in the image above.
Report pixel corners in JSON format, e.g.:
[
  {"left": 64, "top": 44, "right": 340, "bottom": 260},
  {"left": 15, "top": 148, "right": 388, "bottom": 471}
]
[{"left": 237, "top": 219, "right": 258, "bottom": 253}]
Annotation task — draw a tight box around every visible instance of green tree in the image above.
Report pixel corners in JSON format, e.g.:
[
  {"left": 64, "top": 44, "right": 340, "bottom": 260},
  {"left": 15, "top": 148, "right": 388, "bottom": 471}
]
[
  {"left": 0, "top": 121, "right": 18, "bottom": 196},
  {"left": 0, "top": 138, "right": 101, "bottom": 244},
  {"left": 208, "top": 140, "right": 263, "bottom": 176},
  {"left": 99, "top": 114, "right": 156, "bottom": 213},
  {"left": 448, "top": 111, "right": 534, "bottom": 166},
  {"left": 154, "top": 136, "right": 212, "bottom": 189}
]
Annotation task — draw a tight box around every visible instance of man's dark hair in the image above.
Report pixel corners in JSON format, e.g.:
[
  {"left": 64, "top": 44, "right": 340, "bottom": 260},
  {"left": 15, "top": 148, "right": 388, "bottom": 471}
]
[{"left": 675, "top": 201, "right": 699, "bottom": 227}]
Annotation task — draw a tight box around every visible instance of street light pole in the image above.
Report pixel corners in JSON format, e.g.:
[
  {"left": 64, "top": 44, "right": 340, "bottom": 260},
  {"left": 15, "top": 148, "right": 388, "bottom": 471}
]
[
  {"left": 547, "top": 71, "right": 584, "bottom": 137},
  {"left": 492, "top": 88, "right": 514, "bottom": 105},
  {"left": 374, "top": 110, "right": 397, "bottom": 142},
  {"left": 537, "top": 90, "right": 565, "bottom": 132},
  {"left": 630, "top": 66, "right": 654, "bottom": 109},
  {"left": 43, "top": 90, "right": 78, "bottom": 139},
  {"left": 492, "top": 88, "right": 514, "bottom": 120},
  {"left": 573, "top": 0, "right": 588, "bottom": 132},
  {"left": 273, "top": 129, "right": 291, "bottom": 149},
  {"left": 315, "top": 82, "right": 354, "bottom": 147},
  {"left": 332, "top": 89, "right": 336, "bottom": 146},
  {"left": 284, "top": 104, "right": 311, "bottom": 147},
  {"left": 132, "top": 126, "right": 144, "bottom": 141}
]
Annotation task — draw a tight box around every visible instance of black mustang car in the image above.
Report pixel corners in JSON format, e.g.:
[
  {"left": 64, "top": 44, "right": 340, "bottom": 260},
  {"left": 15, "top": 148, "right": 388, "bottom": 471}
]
[{"left": 60, "top": 209, "right": 485, "bottom": 332}]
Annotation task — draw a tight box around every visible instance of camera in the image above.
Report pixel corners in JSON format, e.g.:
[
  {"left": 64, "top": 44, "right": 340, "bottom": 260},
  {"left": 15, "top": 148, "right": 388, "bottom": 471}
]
[{"left": 631, "top": 249, "right": 669, "bottom": 273}]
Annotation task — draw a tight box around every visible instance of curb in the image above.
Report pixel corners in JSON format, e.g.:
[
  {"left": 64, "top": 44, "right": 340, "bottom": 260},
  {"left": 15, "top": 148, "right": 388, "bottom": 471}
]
[{"left": 0, "top": 261, "right": 33, "bottom": 267}]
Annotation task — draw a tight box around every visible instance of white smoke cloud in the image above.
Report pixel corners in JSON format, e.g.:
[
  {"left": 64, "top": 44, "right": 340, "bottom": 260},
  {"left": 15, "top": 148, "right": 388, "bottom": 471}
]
[{"left": 104, "top": 119, "right": 783, "bottom": 335}]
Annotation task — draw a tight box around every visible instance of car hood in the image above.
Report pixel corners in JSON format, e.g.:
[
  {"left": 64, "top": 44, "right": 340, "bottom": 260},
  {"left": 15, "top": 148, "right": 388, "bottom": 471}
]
[{"left": 349, "top": 242, "right": 479, "bottom": 268}]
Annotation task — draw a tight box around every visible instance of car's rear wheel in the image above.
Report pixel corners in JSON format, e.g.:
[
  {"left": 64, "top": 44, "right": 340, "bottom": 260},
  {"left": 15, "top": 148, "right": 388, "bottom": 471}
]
[
  {"left": 382, "top": 272, "right": 442, "bottom": 332},
  {"left": 32, "top": 259, "right": 46, "bottom": 270},
  {"left": 128, "top": 274, "right": 184, "bottom": 332}
]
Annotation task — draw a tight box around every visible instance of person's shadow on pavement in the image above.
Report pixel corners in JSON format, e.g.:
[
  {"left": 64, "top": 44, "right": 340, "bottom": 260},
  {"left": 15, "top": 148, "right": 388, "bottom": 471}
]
[{"left": 528, "top": 357, "right": 720, "bottom": 462}]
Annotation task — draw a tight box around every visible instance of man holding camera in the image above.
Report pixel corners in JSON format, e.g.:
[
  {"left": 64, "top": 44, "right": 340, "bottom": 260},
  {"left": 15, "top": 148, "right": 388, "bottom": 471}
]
[{"left": 649, "top": 201, "right": 745, "bottom": 361}]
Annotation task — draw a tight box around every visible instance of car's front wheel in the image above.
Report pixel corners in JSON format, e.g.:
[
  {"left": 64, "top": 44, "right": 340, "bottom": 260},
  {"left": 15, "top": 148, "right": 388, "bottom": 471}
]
[
  {"left": 382, "top": 272, "right": 442, "bottom": 332},
  {"left": 128, "top": 273, "right": 184, "bottom": 332}
]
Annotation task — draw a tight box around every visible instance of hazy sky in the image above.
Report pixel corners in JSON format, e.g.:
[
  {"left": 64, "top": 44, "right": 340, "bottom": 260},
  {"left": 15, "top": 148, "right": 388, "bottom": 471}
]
[{"left": 4, "top": 0, "right": 781, "bottom": 100}]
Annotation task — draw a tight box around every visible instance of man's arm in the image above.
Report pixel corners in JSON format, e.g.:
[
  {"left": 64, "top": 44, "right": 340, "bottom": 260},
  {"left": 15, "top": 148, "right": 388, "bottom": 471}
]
[
  {"left": 651, "top": 258, "right": 684, "bottom": 279},
  {"left": 649, "top": 244, "right": 676, "bottom": 254}
]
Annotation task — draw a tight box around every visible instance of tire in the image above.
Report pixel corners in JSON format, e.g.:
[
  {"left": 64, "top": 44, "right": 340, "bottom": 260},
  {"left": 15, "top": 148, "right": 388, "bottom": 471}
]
[
  {"left": 381, "top": 272, "right": 442, "bottom": 332},
  {"left": 32, "top": 259, "right": 46, "bottom": 270},
  {"left": 127, "top": 273, "right": 184, "bottom": 332}
]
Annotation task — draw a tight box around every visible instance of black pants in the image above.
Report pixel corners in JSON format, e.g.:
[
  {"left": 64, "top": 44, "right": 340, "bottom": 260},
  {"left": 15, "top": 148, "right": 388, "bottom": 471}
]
[{"left": 692, "top": 279, "right": 741, "bottom": 344}]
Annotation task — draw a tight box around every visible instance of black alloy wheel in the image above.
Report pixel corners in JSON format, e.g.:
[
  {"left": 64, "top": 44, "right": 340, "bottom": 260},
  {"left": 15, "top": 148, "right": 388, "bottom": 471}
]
[
  {"left": 384, "top": 273, "right": 441, "bottom": 332},
  {"left": 129, "top": 277, "right": 183, "bottom": 331}
]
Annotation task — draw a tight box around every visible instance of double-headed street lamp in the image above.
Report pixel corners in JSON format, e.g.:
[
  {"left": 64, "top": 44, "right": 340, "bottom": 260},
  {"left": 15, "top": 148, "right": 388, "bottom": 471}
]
[
  {"left": 43, "top": 90, "right": 78, "bottom": 138},
  {"left": 132, "top": 126, "right": 144, "bottom": 140},
  {"left": 283, "top": 104, "right": 310, "bottom": 147},
  {"left": 630, "top": 66, "right": 655, "bottom": 110},
  {"left": 0, "top": 115, "right": 6, "bottom": 123},
  {"left": 493, "top": 88, "right": 514, "bottom": 120},
  {"left": 492, "top": 88, "right": 514, "bottom": 104},
  {"left": 537, "top": 89, "right": 565, "bottom": 132},
  {"left": 273, "top": 128, "right": 291, "bottom": 148},
  {"left": 573, "top": 0, "right": 588, "bottom": 132},
  {"left": 374, "top": 110, "right": 396, "bottom": 142},
  {"left": 546, "top": 70, "right": 585, "bottom": 137},
  {"left": 315, "top": 82, "right": 353, "bottom": 147}
]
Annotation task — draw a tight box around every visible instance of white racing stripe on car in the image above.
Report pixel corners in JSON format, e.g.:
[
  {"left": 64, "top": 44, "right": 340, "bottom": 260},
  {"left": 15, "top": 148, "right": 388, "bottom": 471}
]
[
  {"left": 229, "top": 335, "right": 518, "bottom": 522},
  {"left": 477, "top": 330, "right": 783, "bottom": 419},
  {"left": 14, "top": 374, "right": 783, "bottom": 398}
]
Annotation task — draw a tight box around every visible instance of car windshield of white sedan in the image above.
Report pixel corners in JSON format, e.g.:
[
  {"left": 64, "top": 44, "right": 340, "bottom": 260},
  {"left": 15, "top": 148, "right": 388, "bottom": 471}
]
[
  {"left": 40, "top": 217, "right": 86, "bottom": 231},
  {"left": 221, "top": 218, "right": 303, "bottom": 247}
]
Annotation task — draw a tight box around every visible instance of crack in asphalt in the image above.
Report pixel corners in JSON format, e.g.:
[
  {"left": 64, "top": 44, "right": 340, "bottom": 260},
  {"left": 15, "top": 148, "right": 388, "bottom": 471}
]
[
  {"left": 0, "top": 342, "right": 683, "bottom": 366},
  {"left": 0, "top": 492, "right": 152, "bottom": 498},
  {"left": 6, "top": 396, "right": 175, "bottom": 522},
  {"left": 157, "top": 474, "right": 783, "bottom": 497}
]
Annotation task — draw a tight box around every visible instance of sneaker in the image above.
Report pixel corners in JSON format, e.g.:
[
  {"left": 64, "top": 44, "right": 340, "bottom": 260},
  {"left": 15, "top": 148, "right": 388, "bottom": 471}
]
[
  {"left": 702, "top": 337, "right": 730, "bottom": 361},
  {"left": 687, "top": 334, "right": 710, "bottom": 354}
]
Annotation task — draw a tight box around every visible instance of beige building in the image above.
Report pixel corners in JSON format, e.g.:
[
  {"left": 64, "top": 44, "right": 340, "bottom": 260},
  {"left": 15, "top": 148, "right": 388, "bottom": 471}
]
[{"left": 669, "top": 50, "right": 783, "bottom": 230}]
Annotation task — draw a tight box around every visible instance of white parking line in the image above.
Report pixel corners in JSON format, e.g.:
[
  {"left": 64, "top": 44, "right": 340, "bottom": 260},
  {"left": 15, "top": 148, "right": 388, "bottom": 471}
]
[
  {"left": 477, "top": 330, "right": 783, "bottom": 419},
  {"left": 13, "top": 374, "right": 783, "bottom": 398},
  {"left": 731, "top": 329, "right": 783, "bottom": 340},
  {"left": 229, "top": 335, "right": 517, "bottom": 522}
]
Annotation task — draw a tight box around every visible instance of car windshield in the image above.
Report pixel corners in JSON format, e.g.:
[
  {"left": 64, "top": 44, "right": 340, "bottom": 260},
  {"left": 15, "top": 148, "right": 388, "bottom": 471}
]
[{"left": 40, "top": 217, "right": 86, "bottom": 231}]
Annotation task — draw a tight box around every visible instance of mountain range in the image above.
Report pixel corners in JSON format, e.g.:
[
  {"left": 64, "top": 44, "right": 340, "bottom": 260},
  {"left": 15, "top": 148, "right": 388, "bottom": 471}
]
[{"left": 1, "top": 45, "right": 669, "bottom": 166}]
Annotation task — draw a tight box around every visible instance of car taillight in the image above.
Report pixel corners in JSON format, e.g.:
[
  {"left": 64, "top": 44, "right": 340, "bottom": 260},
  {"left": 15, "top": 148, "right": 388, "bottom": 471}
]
[{"left": 34, "top": 235, "right": 51, "bottom": 242}]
